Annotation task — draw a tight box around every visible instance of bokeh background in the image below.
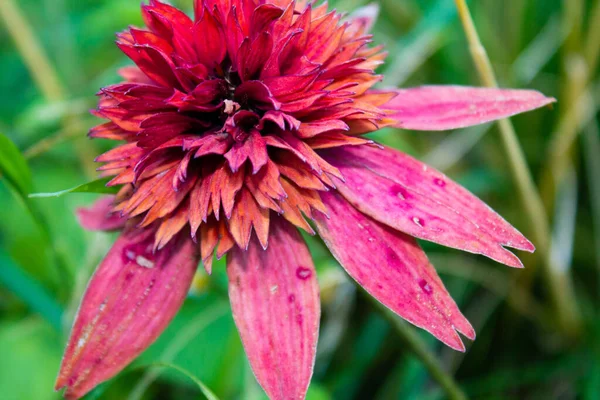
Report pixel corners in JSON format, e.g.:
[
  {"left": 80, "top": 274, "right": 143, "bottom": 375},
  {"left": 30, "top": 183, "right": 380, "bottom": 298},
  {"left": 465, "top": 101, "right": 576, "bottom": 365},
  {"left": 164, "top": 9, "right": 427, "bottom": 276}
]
[{"left": 1, "top": 0, "right": 598, "bottom": 398}]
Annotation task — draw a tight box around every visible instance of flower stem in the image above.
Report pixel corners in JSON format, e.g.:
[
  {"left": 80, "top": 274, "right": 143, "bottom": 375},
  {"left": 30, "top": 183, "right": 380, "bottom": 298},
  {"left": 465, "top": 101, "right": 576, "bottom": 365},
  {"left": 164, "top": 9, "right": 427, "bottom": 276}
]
[
  {"left": 453, "top": 0, "right": 582, "bottom": 336},
  {"left": 363, "top": 291, "right": 467, "bottom": 400}
]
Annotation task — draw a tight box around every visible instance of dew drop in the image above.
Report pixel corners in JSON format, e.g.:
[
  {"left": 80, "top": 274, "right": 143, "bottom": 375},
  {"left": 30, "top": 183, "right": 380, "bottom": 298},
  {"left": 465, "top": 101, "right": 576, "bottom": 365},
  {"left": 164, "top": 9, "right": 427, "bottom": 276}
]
[
  {"left": 368, "top": 237, "right": 375, "bottom": 243},
  {"left": 412, "top": 217, "right": 424, "bottom": 227},
  {"left": 296, "top": 266, "right": 312, "bottom": 280},
  {"left": 76, "top": 338, "right": 87, "bottom": 350},
  {"left": 391, "top": 185, "right": 406, "bottom": 200},
  {"left": 418, "top": 279, "right": 433, "bottom": 294},
  {"left": 270, "top": 285, "right": 278, "bottom": 294},
  {"left": 288, "top": 294, "right": 296, "bottom": 303},
  {"left": 434, "top": 178, "right": 446, "bottom": 187},
  {"left": 136, "top": 255, "right": 155, "bottom": 269}
]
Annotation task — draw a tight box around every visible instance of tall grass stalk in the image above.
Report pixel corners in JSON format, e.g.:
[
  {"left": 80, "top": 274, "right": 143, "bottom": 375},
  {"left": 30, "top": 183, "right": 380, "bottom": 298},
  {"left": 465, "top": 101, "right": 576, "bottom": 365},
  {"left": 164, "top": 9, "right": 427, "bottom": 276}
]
[{"left": 453, "top": 0, "right": 582, "bottom": 337}]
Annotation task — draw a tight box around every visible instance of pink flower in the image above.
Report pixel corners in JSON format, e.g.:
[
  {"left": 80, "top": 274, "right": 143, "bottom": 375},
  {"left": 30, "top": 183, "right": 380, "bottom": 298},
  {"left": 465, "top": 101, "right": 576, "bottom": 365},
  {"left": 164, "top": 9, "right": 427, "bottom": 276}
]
[{"left": 55, "top": 1, "right": 554, "bottom": 399}]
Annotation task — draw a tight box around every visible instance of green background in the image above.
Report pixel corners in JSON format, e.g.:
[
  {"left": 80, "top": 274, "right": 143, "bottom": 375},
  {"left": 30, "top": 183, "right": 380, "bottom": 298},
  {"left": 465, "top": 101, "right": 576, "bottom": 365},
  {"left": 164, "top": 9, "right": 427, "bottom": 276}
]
[{"left": 1, "top": 0, "right": 599, "bottom": 399}]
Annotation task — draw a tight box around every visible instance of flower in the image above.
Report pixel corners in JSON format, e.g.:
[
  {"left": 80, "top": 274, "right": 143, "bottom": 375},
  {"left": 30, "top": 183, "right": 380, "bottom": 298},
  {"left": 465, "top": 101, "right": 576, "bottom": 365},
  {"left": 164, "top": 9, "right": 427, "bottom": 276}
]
[{"left": 55, "top": 1, "right": 554, "bottom": 399}]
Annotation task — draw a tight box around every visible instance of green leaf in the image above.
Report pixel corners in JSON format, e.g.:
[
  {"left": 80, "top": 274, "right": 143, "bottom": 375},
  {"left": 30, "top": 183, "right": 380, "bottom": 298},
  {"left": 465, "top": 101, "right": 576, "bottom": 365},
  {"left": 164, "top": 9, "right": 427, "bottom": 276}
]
[
  {"left": 145, "top": 362, "right": 221, "bottom": 400},
  {"left": 0, "top": 319, "right": 63, "bottom": 400},
  {"left": 0, "top": 133, "right": 33, "bottom": 196},
  {"left": 0, "top": 135, "right": 70, "bottom": 295},
  {"left": 29, "top": 177, "right": 119, "bottom": 198},
  {"left": 0, "top": 251, "right": 63, "bottom": 330},
  {"left": 128, "top": 301, "right": 230, "bottom": 400}
]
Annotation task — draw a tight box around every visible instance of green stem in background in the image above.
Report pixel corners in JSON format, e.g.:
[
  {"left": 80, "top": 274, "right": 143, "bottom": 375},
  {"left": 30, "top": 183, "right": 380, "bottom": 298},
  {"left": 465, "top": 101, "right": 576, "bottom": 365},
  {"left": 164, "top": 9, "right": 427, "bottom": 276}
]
[
  {"left": 562, "top": 0, "right": 584, "bottom": 56},
  {"left": 453, "top": 0, "right": 582, "bottom": 337},
  {"left": 585, "top": 0, "right": 600, "bottom": 73},
  {"left": 363, "top": 291, "right": 467, "bottom": 400},
  {"left": 23, "top": 127, "right": 84, "bottom": 160},
  {"left": 0, "top": 0, "right": 64, "bottom": 101},
  {"left": 0, "top": 0, "right": 96, "bottom": 177}
]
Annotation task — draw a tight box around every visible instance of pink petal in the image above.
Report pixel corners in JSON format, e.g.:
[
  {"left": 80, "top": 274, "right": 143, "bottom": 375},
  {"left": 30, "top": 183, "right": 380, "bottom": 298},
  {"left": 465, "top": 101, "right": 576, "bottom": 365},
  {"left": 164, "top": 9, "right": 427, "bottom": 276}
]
[
  {"left": 314, "top": 192, "right": 475, "bottom": 351},
  {"left": 227, "top": 217, "right": 320, "bottom": 400},
  {"left": 385, "top": 86, "right": 555, "bottom": 131},
  {"left": 225, "top": 129, "right": 269, "bottom": 174},
  {"left": 55, "top": 229, "right": 199, "bottom": 399},
  {"left": 347, "top": 3, "right": 379, "bottom": 34},
  {"left": 76, "top": 196, "right": 127, "bottom": 232},
  {"left": 321, "top": 145, "right": 533, "bottom": 268}
]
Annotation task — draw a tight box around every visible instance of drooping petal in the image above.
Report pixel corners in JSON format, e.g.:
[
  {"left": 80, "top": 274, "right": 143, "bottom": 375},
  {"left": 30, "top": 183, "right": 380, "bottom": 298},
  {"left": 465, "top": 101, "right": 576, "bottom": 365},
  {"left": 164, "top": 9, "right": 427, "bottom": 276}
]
[
  {"left": 227, "top": 216, "right": 320, "bottom": 400},
  {"left": 55, "top": 229, "right": 199, "bottom": 400},
  {"left": 76, "top": 196, "right": 127, "bottom": 232},
  {"left": 385, "top": 86, "right": 555, "bottom": 131},
  {"left": 314, "top": 191, "right": 475, "bottom": 351},
  {"left": 321, "top": 145, "right": 533, "bottom": 267}
]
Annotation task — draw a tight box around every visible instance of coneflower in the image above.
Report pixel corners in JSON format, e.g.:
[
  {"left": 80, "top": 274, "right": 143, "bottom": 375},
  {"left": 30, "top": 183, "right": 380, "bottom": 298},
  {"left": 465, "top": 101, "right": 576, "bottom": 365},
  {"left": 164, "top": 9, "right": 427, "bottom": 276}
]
[{"left": 55, "top": 1, "right": 554, "bottom": 399}]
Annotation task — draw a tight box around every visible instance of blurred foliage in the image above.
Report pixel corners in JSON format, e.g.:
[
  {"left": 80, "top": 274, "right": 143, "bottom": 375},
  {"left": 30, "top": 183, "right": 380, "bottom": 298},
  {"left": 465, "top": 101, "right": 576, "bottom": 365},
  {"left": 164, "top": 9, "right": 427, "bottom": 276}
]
[{"left": 1, "top": 0, "right": 599, "bottom": 399}]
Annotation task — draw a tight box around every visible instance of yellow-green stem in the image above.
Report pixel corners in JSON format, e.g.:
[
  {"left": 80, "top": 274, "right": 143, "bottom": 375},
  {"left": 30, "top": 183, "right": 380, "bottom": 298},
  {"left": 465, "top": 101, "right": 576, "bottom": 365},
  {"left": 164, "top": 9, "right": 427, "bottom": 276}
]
[
  {"left": 0, "top": 0, "right": 96, "bottom": 177},
  {"left": 0, "top": 0, "right": 64, "bottom": 101},
  {"left": 585, "top": 0, "right": 600, "bottom": 73},
  {"left": 454, "top": 0, "right": 582, "bottom": 336}
]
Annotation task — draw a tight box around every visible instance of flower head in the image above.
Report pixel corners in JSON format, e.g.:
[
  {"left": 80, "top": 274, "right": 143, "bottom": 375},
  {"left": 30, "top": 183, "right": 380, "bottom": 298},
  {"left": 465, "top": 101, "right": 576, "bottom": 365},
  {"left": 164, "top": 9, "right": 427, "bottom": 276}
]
[{"left": 56, "top": 1, "right": 554, "bottom": 399}]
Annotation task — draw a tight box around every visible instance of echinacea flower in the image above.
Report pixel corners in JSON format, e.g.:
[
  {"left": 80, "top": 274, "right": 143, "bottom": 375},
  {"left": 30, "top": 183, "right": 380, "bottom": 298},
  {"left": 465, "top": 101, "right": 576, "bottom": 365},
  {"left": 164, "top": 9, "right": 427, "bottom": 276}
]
[{"left": 55, "top": 1, "right": 554, "bottom": 399}]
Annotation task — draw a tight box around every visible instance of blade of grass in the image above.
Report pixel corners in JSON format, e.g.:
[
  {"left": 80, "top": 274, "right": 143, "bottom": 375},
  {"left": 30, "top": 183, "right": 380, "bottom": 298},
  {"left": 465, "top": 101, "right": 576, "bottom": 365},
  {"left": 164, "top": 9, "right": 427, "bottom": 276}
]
[
  {"left": 549, "top": 164, "right": 578, "bottom": 276},
  {"left": 0, "top": 134, "right": 72, "bottom": 300},
  {"left": 0, "top": 0, "right": 95, "bottom": 176},
  {"left": 29, "top": 178, "right": 119, "bottom": 198},
  {"left": 425, "top": 12, "right": 566, "bottom": 171},
  {"left": 141, "top": 362, "right": 221, "bottom": 400},
  {"left": 454, "top": 0, "right": 582, "bottom": 337},
  {"left": 0, "top": 133, "right": 33, "bottom": 195},
  {"left": 422, "top": 124, "right": 489, "bottom": 171},
  {"left": 0, "top": 0, "right": 64, "bottom": 101},
  {"left": 0, "top": 252, "right": 63, "bottom": 330},
  {"left": 585, "top": 0, "right": 600, "bottom": 72},
  {"left": 513, "top": 14, "right": 569, "bottom": 84},
  {"left": 127, "top": 302, "right": 229, "bottom": 400},
  {"left": 383, "top": 0, "right": 457, "bottom": 87}
]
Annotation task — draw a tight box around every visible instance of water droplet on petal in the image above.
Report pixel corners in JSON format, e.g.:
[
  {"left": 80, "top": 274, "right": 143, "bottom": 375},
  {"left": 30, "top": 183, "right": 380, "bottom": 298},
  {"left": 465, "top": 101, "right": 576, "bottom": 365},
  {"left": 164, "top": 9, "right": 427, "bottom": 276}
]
[
  {"left": 412, "top": 217, "right": 424, "bottom": 227},
  {"left": 391, "top": 185, "right": 406, "bottom": 200},
  {"left": 136, "top": 255, "right": 155, "bottom": 269},
  {"left": 418, "top": 279, "right": 433, "bottom": 294},
  {"left": 296, "top": 267, "right": 312, "bottom": 280},
  {"left": 434, "top": 178, "right": 446, "bottom": 187}
]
